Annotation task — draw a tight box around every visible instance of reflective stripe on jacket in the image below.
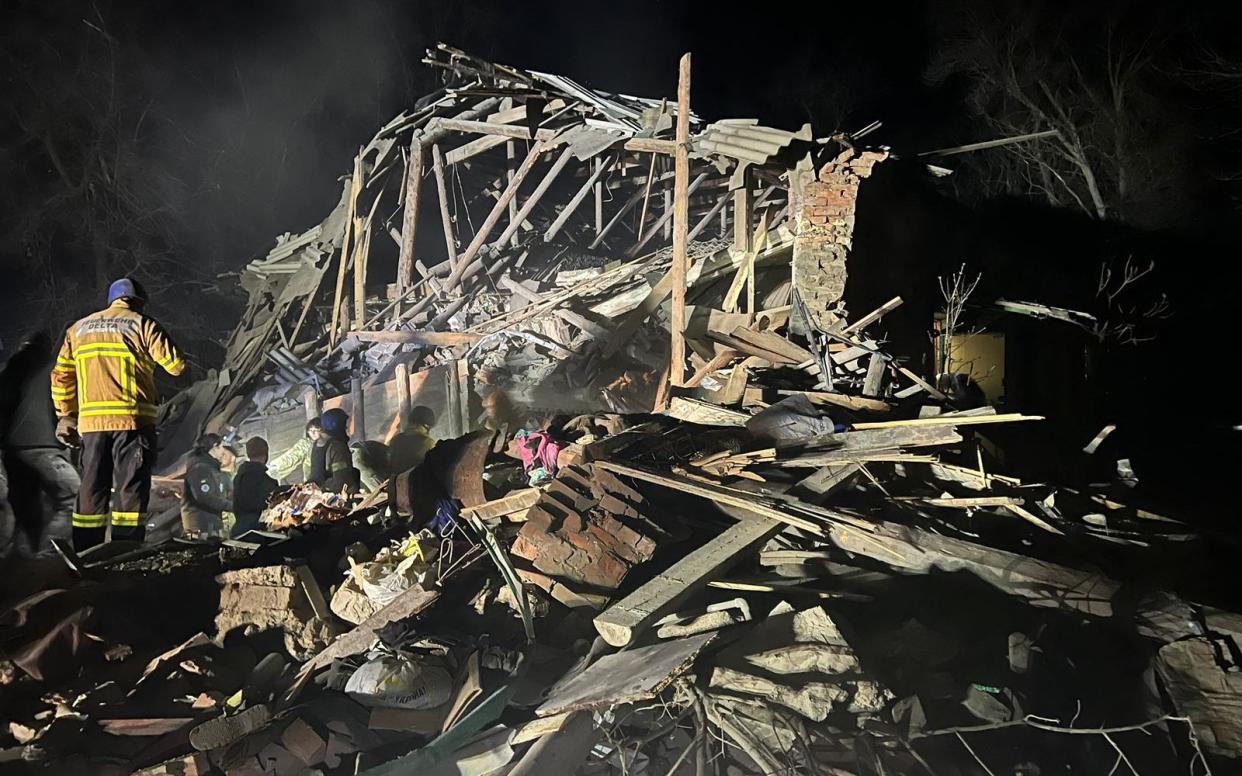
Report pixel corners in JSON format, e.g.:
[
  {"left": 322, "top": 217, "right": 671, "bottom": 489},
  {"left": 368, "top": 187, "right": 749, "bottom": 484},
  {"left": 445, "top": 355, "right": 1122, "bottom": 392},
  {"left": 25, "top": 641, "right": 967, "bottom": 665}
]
[
  {"left": 267, "top": 436, "right": 313, "bottom": 483},
  {"left": 51, "top": 300, "right": 184, "bottom": 433}
]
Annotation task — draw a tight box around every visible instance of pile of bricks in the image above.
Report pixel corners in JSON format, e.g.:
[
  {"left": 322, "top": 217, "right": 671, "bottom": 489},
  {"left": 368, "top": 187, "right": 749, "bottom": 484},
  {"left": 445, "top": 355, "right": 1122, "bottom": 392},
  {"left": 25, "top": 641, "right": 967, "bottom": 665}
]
[
  {"left": 214, "top": 565, "right": 339, "bottom": 661},
  {"left": 511, "top": 464, "right": 661, "bottom": 608}
]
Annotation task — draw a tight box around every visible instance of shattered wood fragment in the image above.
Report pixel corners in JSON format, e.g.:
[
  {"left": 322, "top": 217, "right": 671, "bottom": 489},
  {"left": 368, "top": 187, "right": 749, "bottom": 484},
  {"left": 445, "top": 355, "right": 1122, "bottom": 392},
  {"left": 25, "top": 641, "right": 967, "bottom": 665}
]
[
  {"left": 780, "top": 425, "right": 963, "bottom": 466},
  {"left": 851, "top": 413, "right": 1042, "bottom": 430},
  {"left": 513, "top": 711, "right": 572, "bottom": 744},
  {"left": 537, "top": 633, "right": 715, "bottom": 717},
  {"left": 664, "top": 396, "right": 749, "bottom": 426},
  {"left": 595, "top": 506, "right": 783, "bottom": 647},
  {"left": 913, "top": 495, "right": 1026, "bottom": 508},
  {"left": 348, "top": 330, "right": 482, "bottom": 346},
  {"left": 843, "top": 296, "right": 904, "bottom": 336},
  {"left": 1003, "top": 503, "right": 1067, "bottom": 535},
  {"left": 827, "top": 520, "right": 1118, "bottom": 616},
  {"left": 780, "top": 389, "right": 893, "bottom": 413},
  {"left": 862, "top": 353, "right": 886, "bottom": 396}
]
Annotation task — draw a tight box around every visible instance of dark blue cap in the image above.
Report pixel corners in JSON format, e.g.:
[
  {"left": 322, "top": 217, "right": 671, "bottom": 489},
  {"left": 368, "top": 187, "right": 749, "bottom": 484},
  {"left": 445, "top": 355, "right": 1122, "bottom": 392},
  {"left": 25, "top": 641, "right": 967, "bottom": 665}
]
[{"left": 107, "top": 277, "right": 147, "bottom": 305}]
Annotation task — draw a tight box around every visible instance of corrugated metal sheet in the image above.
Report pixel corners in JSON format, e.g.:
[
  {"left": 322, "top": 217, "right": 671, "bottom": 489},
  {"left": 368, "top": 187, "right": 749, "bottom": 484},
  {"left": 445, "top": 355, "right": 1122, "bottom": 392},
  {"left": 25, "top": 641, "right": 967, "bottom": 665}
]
[{"left": 694, "top": 119, "right": 812, "bottom": 166}]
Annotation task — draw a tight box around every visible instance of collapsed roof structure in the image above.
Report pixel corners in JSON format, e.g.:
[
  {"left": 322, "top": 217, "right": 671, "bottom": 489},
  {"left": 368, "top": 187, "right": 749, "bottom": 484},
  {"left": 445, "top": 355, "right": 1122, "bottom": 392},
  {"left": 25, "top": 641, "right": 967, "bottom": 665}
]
[
  {"left": 160, "top": 44, "right": 892, "bottom": 461},
  {"left": 3, "top": 45, "right": 1238, "bottom": 776}
]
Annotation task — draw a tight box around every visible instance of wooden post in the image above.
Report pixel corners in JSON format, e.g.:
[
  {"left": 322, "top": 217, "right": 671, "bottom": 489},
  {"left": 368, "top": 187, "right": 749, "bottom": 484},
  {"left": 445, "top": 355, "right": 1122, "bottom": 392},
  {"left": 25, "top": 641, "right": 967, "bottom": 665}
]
[
  {"left": 430, "top": 143, "right": 458, "bottom": 271},
  {"left": 354, "top": 191, "right": 385, "bottom": 330},
  {"left": 629, "top": 172, "right": 709, "bottom": 256},
  {"left": 505, "top": 140, "right": 518, "bottom": 246},
  {"left": 733, "top": 168, "right": 752, "bottom": 254},
  {"left": 330, "top": 152, "right": 362, "bottom": 348},
  {"left": 662, "top": 186, "right": 673, "bottom": 241},
  {"left": 670, "top": 52, "right": 692, "bottom": 388},
  {"left": 444, "top": 142, "right": 544, "bottom": 291},
  {"left": 303, "top": 387, "right": 321, "bottom": 421},
  {"left": 544, "top": 154, "right": 612, "bottom": 242},
  {"left": 456, "top": 360, "right": 470, "bottom": 435},
  {"left": 594, "top": 157, "right": 605, "bottom": 235},
  {"left": 492, "top": 146, "right": 576, "bottom": 248},
  {"left": 352, "top": 213, "right": 368, "bottom": 330},
  {"left": 862, "top": 353, "right": 886, "bottom": 397},
  {"left": 395, "top": 362, "right": 412, "bottom": 431},
  {"left": 633, "top": 153, "right": 658, "bottom": 250},
  {"left": 396, "top": 135, "right": 424, "bottom": 319},
  {"left": 350, "top": 376, "right": 366, "bottom": 441}
]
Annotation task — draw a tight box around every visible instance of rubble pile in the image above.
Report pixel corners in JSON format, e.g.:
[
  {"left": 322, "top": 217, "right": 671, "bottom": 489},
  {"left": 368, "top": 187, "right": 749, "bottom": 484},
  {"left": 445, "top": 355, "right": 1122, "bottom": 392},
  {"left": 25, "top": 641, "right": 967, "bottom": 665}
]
[{"left": 2, "top": 45, "right": 1238, "bottom": 776}]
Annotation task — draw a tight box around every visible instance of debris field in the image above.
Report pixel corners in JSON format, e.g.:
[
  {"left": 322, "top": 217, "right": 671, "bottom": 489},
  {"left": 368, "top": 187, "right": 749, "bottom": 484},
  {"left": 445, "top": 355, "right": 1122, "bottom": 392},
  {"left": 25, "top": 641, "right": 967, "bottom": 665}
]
[{"left": 1, "top": 44, "right": 1236, "bottom": 776}]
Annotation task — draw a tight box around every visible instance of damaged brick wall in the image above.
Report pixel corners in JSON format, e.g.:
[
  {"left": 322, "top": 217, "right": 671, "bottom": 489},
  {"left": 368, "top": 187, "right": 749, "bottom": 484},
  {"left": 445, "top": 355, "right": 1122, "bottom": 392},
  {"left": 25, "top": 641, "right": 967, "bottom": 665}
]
[{"left": 792, "top": 148, "right": 888, "bottom": 331}]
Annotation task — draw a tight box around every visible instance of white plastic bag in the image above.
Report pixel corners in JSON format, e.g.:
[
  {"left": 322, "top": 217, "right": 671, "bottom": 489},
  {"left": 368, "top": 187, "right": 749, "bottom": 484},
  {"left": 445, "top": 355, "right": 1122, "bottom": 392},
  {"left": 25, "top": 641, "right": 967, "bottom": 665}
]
[
  {"left": 344, "top": 652, "right": 453, "bottom": 710},
  {"left": 350, "top": 534, "right": 439, "bottom": 606}
]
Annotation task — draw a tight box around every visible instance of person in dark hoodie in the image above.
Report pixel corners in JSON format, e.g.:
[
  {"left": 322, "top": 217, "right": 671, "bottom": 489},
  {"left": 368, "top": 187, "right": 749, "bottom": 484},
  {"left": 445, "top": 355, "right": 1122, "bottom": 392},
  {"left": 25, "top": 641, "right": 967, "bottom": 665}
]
[
  {"left": 316, "top": 408, "right": 359, "bottom": 495},
  {"left": 181, "top": 433, "right": 232, "bottom": 540},
  {"left": 0, "top": 329, "right": 80, "bottom": 556},
  {"left": 232, "top": 437, "right": 278, "bottom": 537}
]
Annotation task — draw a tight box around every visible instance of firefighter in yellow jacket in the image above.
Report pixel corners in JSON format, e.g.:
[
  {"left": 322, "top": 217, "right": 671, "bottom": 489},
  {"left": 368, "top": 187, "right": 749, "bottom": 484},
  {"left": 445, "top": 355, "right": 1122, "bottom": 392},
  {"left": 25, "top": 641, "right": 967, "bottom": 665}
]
[{"left": 50, "top": 278, "right": 185, "bottom": 550}]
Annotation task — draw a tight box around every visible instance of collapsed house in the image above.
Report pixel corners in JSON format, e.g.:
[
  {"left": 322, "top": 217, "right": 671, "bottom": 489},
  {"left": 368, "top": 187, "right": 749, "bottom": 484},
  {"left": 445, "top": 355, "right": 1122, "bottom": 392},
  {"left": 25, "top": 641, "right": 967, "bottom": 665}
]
[{"left": 2, "top": 45, "right": 1238, "bottom": 776}]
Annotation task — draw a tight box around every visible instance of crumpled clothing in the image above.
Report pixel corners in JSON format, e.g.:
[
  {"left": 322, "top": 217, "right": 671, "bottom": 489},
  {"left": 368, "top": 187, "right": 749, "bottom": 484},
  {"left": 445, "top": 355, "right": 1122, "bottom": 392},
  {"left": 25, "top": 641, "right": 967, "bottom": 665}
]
[
  {"left": 430, "top": 498, "right": 461, "bottom": 535},
  {"left": 527, "top": 467, "right": 554, "bottom": 486},
  {"left": 514, "top": 430, "right": 561, "bottom": 475}
]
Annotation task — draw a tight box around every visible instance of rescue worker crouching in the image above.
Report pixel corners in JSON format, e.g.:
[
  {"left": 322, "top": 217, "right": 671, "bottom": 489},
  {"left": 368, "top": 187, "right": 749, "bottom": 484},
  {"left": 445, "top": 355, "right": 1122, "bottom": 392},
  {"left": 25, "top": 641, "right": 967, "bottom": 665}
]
[{"left": 51, "top": 278, "right": 185, "bottom": 551}]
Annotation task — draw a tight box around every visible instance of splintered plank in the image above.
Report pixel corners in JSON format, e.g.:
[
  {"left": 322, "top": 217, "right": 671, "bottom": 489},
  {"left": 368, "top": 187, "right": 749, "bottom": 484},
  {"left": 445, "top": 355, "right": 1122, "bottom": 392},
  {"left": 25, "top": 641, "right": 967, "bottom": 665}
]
[
  {"left": 594, "top": 506, "right": 783, "bottom": 647},
  {"left": 664, "top": 396, "right": 749, "bottom": 426},
  {"left": 851, "top": 413, "right": 1042, "bottom": 430},
  {"left": 536, "top": 633, "right": 715, "bottom": 717},
  {"left": 460, "top": 488, "right": 542, "bottom": 520},
  {"left": 348, "top": 330, "right": 482, "bottom": 346},
  {"left": 778, "top": 390, "right": 893, "bottom": 413},
  {"left": 842, "top": 296, "right": 903, "bottom": 336},
  {"left": 828, "top": 521, "right": 1117, "bottom": 616}
]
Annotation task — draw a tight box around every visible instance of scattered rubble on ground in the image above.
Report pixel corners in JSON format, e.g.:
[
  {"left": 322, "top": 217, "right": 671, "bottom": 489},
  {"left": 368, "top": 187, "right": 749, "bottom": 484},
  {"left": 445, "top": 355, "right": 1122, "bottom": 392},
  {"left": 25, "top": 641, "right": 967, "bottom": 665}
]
[{"left": 2, "top": 44, "right": 1236, "bottom": 775}]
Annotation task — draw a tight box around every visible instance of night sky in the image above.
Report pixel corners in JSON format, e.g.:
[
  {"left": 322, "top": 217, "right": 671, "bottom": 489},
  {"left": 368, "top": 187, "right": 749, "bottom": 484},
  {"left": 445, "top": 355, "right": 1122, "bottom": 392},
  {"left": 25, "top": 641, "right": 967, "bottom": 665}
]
[
  {"left": 1, "top": 0, "right": 949, "bottom": 333},
  {"left": 3, "top": 0, "right": 1241, "bottom": 363}
]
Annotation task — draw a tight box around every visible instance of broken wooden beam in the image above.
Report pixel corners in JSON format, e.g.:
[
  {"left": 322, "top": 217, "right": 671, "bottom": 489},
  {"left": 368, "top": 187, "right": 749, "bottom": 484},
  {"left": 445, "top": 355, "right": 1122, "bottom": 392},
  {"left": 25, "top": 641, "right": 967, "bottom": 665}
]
[
  {"left": 434, "top": 141, "right": 545, "bottom": 300},
  {"left": 493, "top": 146, "right": 576, "bottom": 247},
  {"left": 842, "top": 296, "right": 903, "bottom": 336},
  {"left": 594, "top": 504, "right": 783, "bottom": 647},
  {"left": 670, "top": 53, "right": 692, "bottom": 388},
  {"left": 851, "top": 413, "right": 1042, "bottom": 430},
  {"left": 429, "top": 143, "right": 458, "bottom": 270},
  {"left": 395, "top": 135, "right": 424, "bottom": 317},
  {"left": 348, "top": 330, "right": 482, "bottom": 346},
  {"left": 544, "top": 153, "right": 612, "bottom": 242},
  {"left": 425, "top": 116, "right": 677, "bottom": 155}
]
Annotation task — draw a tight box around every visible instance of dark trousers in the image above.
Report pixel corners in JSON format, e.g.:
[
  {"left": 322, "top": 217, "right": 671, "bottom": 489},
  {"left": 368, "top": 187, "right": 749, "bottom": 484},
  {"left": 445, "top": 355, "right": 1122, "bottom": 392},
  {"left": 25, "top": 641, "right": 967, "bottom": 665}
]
[{"left": 72, "top": 428, "right": 156, "bottom": 551}]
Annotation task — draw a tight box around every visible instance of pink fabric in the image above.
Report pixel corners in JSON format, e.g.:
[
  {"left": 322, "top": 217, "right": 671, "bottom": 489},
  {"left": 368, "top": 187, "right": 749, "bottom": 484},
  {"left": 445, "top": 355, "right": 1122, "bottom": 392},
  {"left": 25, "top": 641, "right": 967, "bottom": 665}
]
[{"left": 517, "top": 432, "right": 561, "bottom": 473}]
